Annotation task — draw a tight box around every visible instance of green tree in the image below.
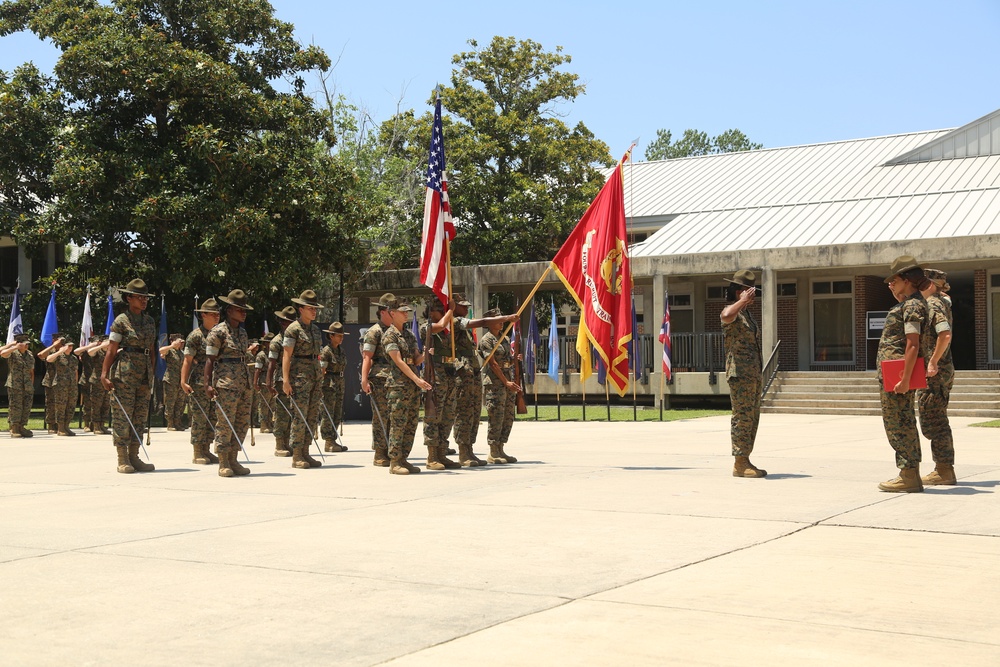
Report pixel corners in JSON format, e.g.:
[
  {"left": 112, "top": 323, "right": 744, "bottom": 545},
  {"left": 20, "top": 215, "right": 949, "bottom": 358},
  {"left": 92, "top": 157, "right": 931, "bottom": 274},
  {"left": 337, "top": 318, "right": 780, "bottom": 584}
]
[
  {"left": 0, "top": 0, "right": 375, "bottom": 318},
  {"left": 644, "top": 127, "right": 762, "bottom": 161},
  {"left": 369, "top": 36, "right": 614, "bottom": 269}
]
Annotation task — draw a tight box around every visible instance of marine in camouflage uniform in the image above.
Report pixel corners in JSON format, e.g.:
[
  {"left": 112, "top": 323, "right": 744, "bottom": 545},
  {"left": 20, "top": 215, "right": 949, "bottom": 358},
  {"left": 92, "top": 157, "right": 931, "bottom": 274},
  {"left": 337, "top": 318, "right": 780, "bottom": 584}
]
[
  {"left": 451, "top": 295, "right": 487, "bottom": 467},
  {"left": 182, "top": 299, "right": 220, "bottom": 465},
  {"left": 267, "top": 307, "right": 296, "bottom": 457},
  {"left": 319, "top": 322, "right": 348, "bottom": 453},
  {"left": 47, "top": 340, "right": 79, "bottom": 436},
  {"left": 420, "top": 301, "right": 461, "bottom": 470},
  {"left": 88, "top": 337, "right": 111, "bottom": 434},
  {"left": 160, "top": 335, "right": 186, "bottom": 430},
  {"left": 720, "top": 270, "right": 766, "bottom": 478},
  {"left": 479, "top": 310, "right": 521, "bottom": 465},
  {"left": 2, "top": 335, "right": 35, "bottom": 438},
  {"left": 253, "top": 333, "right": 274, "bottom": 433},
  {"left": 76, "top": 338, "right": 95, "bottom": 431},
  {"left": 39, "top": 337, "right": 59, "bottom": 433},
  {"left": 100, "top": 279, "right": 157, "bottom": 474},
  {"left": 381, "top": 297, "right": 430, "bottom": 475},
  {"left": 282, "top": 290, "right": 325, "bottom": 469},
  {"left": 877, "top": 256, "right": 931, "bottom": 493},
  {"left": 918, "top": 269, "right": 956, "bottom": 485},
  {"left": 361, "top": 293, "right": 394, "bottom": 467},
  {"left": 205, "top": 290, "right": 254, "bottom": 478}
]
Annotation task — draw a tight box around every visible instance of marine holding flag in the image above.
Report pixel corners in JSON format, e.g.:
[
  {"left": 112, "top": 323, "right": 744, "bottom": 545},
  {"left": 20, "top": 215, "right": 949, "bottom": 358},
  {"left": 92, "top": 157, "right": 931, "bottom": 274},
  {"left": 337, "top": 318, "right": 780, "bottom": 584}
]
[{"left": 551, "top": 152, "right": 633, "bottom": 396}]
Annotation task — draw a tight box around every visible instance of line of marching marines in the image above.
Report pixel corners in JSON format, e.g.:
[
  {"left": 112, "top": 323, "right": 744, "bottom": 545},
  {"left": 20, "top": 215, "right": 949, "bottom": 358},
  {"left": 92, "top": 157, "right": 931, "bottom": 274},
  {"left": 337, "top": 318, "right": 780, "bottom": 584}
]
[{"left": 2, "top": 282, "right": 524, "bottom": 477}]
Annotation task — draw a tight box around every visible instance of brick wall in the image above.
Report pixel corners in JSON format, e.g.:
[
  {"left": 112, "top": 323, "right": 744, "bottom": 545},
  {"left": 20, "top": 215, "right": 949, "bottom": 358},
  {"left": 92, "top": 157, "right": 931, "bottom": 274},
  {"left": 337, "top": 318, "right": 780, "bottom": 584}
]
[{"left": 853, "top": 276, "right": 897, "bottom": 370}]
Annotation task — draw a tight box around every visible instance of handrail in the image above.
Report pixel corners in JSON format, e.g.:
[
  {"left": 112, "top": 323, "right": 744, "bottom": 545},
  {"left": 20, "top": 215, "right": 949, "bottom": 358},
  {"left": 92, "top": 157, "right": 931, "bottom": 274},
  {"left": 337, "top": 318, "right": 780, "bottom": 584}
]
[{"left": 761, "top": 339, "right": 781, "bottom": 398}]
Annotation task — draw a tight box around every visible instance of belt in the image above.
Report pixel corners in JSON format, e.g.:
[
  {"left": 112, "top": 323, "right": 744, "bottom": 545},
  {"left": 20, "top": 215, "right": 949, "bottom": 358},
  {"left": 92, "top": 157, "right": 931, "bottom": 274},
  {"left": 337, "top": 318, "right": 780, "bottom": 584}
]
[
  {"left": 122, "top": 346, "right": 148, "bottom": 354},
  {"left": 294, "top": 355, "right": 317, "bottom": 360},
  {"left": 216, "top": 358, "right": 244, "bottom": 364}
]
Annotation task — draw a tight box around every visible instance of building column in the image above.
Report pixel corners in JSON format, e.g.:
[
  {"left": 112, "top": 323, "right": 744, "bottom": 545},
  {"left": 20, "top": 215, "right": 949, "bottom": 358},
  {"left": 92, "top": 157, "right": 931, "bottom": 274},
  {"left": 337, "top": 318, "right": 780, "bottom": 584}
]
[
  {"left": 473, "top": 267, "right": 488, "bottom": 319},
  {"left": 761, "top": 267, "right": 778, "bottom": 364}
]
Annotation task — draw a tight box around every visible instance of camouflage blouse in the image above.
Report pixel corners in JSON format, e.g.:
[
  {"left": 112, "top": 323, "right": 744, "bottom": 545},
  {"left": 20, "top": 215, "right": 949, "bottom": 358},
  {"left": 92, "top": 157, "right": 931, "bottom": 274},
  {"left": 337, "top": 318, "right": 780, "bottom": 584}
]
[
  {"left": 453, "top": 317, "right": 482, "bottom": 374},
  {"left": 319, "top": 344, "right": 347, "bottom": 388},
  {"left": 5, "top": 349, "right": 34, "bottom": 390},
  {"left": 478, "top": 331, "right": 514, "bottom": 386},
  {"left": 283, "top": 319, "right": 323, "bottom": 382},
  {"left": 722, "top": 311, "right": 762, "bottom": 381},
  {"left": 50, "top": 350, "right": 79, "bottom": 387},
  {"left": 163, "top": 348, "right": 183, "bottom": 384},
  {"left": 381, "top": 324, "right": 419, "bottom": 388},
  {"left": 925, "top": 293, "right": 953, "bottom": 368},
  {"left": 109, "top": 310, "right": 156, "bottom": 383},
  {"left": 205, "top": 321, "right": 250, "bottom": 390},
  {"left": 876, "top": 292, "right": 927, "bottom": 383},
  {"left": 363, "top": 322, "right": 390, "bottom": 379}
]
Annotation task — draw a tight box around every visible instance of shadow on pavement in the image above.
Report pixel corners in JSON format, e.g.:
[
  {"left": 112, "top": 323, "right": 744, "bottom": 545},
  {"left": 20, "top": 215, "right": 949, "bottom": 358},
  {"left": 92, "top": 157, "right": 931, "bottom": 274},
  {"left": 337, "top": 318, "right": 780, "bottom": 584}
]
[
  {"left": 764, "top": 473, "right": 812, "bottom": 480},
  {"left": 958, "top": 480, "right": 1000, "bottom": 488},
  {"left": 619, "top": 466, "right": 692, "bottom": 471},
  {"left": 152, "top": 468, "right": 200, "bottom": 473},
  {"left": 924, "top": 486, "right": 992, "bottom": 495}
]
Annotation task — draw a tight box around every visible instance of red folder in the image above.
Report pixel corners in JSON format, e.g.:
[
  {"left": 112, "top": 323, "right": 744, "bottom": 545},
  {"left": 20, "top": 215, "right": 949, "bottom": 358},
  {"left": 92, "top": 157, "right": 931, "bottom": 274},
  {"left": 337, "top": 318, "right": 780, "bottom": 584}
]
[{"left": 881, "top": 357, "right": 927, "bottom": 392}]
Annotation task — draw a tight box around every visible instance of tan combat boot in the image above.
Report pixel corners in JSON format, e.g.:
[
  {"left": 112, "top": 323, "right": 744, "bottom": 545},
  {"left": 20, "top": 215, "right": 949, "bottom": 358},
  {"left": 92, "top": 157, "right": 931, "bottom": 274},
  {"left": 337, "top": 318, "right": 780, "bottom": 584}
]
[
  {"left": 487, "top": 442, "right": 508, "bottom": 465},
  {"left": 498, "top": 443, "right": 517, "bottom": 463},
  {"left": 733, "top": 456, "right": 767, "bottom": 478},
  {"left": 425, "top": 446, "right": 445, "bottom": 471},
  {"left": 301, "top": 444, "right": 322, "bottom": 468},
  {"left": 116, "top": 446, "right": 135, "bottom": 474},
  {"left": 229, "top": 449, "right": 251, "bottom": 476},
  {"left": 389, "top": 448, "right": 410, "bottom": 475},
  {"left": 439, "top": 446, "right": 461, "bottom": 469},
  {"left": 10, "top": 423, "right": 22, "bottom": 439},
  {"left": 57, "top": 423, "right": 76, "bottom": 437},
  {"left": 324, "top": 439, "right": 334, "bottom": 453},
  {"left": 458, "top": 443, "right": 482, "bottom": 467},
  {"left": 878, "top": 467, "right": 923, "bottom": 493},
  {"left": 373, "top": 444, "right": 390, "bottom": 467},
  {"left": 327, "top": 439, "right": 346, "bottom": 452},
  {"left": 218, "top": 450, "right": 234, "bottom": 477},
  {"left": 921, "top": 464, "right": 956, "bottom": 486},
  {"left": 291, "top": 446, "right": 310, "bottom": 470},
  {"left": 19, "top": 424, "right": 33, "bottom": 438},
  {"left": 274, "top": 435, "right": 292, "bottom": 458},
  {"left": 93, "top": 422, "right": 109, "bottom": 435},
  {"left": 128, "top": 443, "right": 155, "bottom": 472},
  {"left": 192, "top": 443, "right": 211, "bottom": 465}
]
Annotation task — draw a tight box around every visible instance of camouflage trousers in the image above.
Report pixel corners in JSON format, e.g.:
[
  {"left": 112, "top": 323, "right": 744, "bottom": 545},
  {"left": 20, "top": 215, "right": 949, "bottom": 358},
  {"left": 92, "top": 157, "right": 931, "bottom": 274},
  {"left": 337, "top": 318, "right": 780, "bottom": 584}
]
[
  {"left": 422, "top": 368, "right": 457, "bottom": 449},
  {"left": 110, "top": 374, "right": 151, "bottom": 449},
  {"left": 44, "top": 386, "right": 57, "bottom": 427},
  {"left": 880, "top": 389, "right": 921, "bottom": 469},
  {"left": 727, "top": 375, "right": 762, "bottom": 457},
  {"left": 289, "top": 377, "right": 321, "bottom": 450},
  {"left": 485, "top": 385, "right": 516, "bottom": 444},
  {"left": 187, "top": 384, "right": 216, "bottom": 448},
  {"left": 452, "top": 370, "right": 483, "bottom": 447},
  {"left": 212, "top": 381, "right": 251, "bottom": 454},
  {"left": 269, "top": 387, "right": 290, "bottom": 439},
  {"left": 258, "top": 390, "right": 273, "bottom": 430},
  {"left": 7, "top": 386, "right": 32, "bottom": 426},
  {"left": 369, "top": 377, "right": 390, "bottom": 451},
  {"left": 387, "top": 382, "right": 421, "bottom": 459},
  {"left": 319, "top": 383, "right": 344, "bottom": 441},
  {"left": 917, "top": 365, "right": 954, "bottom": 465},
  {"left": 89, "top": 382, "right": 110, "bottom": 425},
  {"left": 54, "top": 382, "right": 78, "bottom": 427},
  {"left": 163, "top": 381, "right": 186, "bottom": 428}
]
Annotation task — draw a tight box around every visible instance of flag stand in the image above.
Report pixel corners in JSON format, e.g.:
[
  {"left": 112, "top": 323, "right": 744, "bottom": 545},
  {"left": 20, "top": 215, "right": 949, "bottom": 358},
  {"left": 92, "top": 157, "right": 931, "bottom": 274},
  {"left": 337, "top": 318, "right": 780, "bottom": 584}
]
[{"left": 604, "top": 381, "right": 611, "bottom": 422}]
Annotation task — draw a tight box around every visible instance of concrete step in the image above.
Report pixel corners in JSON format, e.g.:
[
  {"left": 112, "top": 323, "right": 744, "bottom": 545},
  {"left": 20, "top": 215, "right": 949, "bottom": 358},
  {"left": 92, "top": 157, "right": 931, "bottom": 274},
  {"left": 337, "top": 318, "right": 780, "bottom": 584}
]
[{"left": 761, "top": 406, "right": 882, "bottom": 416}]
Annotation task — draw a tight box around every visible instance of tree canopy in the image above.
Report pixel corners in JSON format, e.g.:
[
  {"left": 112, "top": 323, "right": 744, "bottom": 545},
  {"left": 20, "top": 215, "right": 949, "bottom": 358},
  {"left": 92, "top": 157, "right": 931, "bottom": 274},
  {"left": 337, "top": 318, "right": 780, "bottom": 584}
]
[
  {"left": 0, "top": 0, "right": 375, "bottom": 318},
  {"left": 644, "top": 127, "right": 762, "bottom": 161},
  {"left": 363, "top": 36, "right": 613, "bottom": 269}
]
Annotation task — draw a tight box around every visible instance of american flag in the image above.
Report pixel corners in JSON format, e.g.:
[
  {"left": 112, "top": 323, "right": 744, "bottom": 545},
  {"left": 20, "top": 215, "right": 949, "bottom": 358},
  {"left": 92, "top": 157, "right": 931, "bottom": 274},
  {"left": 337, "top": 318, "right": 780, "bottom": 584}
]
[
  {"left": 659, "top": 291, "right": 672, "bottom": 380},
  {"left": 420, "top": 96, "right": 456, "bottom": 305}
]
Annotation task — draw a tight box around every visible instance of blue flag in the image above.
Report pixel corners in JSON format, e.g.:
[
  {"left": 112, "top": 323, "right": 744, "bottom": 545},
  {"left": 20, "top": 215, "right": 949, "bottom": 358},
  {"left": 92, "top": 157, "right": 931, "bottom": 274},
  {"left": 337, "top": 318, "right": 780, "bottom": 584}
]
[
  {"left": 547, "top": 299, "right": 560, "bottom": 383},
  {"left": 105, "top": 293, "right": 115, "bottom": 335},
  {"left": 6, "top": 286, "right": 22, "bottom": 344},
  {"left": 628, "top": 295, "right": 641, "bottom": 377},
  {"left": 411, "top": 308, "right": 422, "bottom": 352},
  {"left": 525, "top": 301, "right": 540, "bottom": 384},
  {"left": 41, "top": 287, "right": 58, "bottom": 346},
  {"left": 155, "top": 295, "right": 168, "bottom": 381}
]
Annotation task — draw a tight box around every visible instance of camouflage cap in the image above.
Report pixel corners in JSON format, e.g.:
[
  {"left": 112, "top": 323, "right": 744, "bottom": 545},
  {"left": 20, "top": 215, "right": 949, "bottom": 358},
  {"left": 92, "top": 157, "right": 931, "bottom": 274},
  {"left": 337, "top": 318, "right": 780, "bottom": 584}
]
[
  {"left": 385, "top": 296, "right": 413, "bottom": 312},
  {"left": 452, "top": 293, "right": 472, "bottom": 306},
  {"left": 483, "top": 307, "right": 502, "bottom": 318}
]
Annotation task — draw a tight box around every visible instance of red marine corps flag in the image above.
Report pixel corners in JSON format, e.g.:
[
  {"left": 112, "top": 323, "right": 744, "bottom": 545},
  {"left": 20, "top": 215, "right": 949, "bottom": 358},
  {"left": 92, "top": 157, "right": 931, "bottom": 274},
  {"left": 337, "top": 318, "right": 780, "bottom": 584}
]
[
  {"left": 551, "top": 151, "right": 633, "bottom": 396},
  {"left": 420, "top": 95, "right": 457, "bottom": 305}
]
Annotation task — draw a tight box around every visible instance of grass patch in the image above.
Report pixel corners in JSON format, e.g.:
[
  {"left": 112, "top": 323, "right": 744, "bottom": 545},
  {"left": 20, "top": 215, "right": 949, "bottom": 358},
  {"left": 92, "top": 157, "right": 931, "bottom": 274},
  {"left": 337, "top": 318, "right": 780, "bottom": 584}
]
[
  {"left": 970, "top": 419, "right": 1000, "bottom": 428},
  {"left": 515, "top": 406, "right": 729, "bottom": 422}
]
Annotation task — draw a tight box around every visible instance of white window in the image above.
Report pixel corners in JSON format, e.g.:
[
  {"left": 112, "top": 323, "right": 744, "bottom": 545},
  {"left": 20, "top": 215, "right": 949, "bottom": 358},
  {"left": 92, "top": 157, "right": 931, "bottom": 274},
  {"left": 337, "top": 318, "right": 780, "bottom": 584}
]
[
  {"left": 667, "top": 292, "right": 694, "bottom": 333},
  {"left": 811, "top": 279, "right": 854, "bottom": 363}
]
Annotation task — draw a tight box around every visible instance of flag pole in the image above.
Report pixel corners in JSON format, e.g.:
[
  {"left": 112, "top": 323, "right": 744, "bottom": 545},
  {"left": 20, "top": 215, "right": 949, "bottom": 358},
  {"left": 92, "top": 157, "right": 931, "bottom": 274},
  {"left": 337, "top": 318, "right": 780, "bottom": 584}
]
[
  {"left": 481, "top": 265, "right": 552, "bottom": 368},
  {"left": 446, "top": 237, "right": 456, "bottom": 359},
  {"left": 633, "top": 356, "right": 638, "bottom": 422},
  {"left": 604, "top": 378, "right": 611, "bottom": 421},
  {"left": 659, "top": 363, "right": 665, "bottom": 421},
  {"left": 581, "top": 372, "right": 586, "bottom": 422}
]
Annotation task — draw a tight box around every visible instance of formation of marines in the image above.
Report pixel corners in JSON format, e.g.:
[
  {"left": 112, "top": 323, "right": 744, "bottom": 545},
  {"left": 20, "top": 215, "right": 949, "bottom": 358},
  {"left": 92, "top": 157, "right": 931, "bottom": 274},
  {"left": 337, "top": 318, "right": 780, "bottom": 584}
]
[{"left": 3, "top": 263, "right": 957, "bottom": 489}]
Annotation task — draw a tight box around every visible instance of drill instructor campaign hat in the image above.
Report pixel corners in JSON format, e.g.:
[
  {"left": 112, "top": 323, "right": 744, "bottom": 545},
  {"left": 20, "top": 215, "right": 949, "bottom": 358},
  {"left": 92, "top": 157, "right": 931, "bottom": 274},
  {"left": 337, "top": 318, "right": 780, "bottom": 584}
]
[{"left": 724, "top": 270, "right": 756, "bottom": 288}]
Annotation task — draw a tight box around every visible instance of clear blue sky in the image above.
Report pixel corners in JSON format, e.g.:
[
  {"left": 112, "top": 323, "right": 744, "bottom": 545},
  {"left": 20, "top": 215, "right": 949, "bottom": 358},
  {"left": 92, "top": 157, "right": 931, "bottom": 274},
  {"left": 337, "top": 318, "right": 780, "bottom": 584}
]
[{"left": 3, "top": 0, "right": 998, "bottom": 159}]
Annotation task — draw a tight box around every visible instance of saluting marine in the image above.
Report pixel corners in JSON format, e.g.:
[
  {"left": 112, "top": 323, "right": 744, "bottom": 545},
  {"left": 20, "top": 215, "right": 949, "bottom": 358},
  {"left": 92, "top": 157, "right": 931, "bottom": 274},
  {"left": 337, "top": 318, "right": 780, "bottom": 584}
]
[
  {"left": 2, "top": 334, "right": 35, "bottom": 438},
  {"left": 43, "top": 336, "right": 79, "bottom": 437},
  {"left": 159, "top": 334, "right": 186, "bottom": 431}
]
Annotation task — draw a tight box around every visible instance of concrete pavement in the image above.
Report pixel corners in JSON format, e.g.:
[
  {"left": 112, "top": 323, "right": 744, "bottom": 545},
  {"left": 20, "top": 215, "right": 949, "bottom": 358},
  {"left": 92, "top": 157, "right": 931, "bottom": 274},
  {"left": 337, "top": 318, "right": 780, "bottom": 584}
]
[{"left": 1, "top": 414, "right": 998, "bottom": 666}]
